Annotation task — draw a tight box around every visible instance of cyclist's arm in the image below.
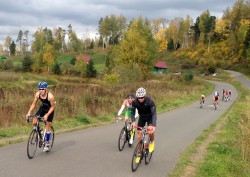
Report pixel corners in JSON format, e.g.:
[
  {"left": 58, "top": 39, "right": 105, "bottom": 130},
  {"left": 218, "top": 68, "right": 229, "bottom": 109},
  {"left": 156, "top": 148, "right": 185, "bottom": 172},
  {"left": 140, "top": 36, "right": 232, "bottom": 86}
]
[
  {"left": 45, "top": 93, "right": 56, "bottom": 118},
  {"left": 150, "top": 101, "right": 157, "bottom": 126},
  {"left": 131, "top": 102, "right": 136, "bottom": 123},
  {"left": 117, "top": 99, "right": 126, "bottom": 116},
  {"left": 26, "top": 92, "right": 39, "bottom": 118}
]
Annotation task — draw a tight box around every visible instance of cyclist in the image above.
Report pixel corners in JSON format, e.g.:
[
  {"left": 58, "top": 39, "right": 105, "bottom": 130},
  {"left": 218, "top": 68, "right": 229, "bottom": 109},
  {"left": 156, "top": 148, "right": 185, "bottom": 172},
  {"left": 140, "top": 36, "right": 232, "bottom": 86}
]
[
  {"left": 117, "top": 93, "right": 138, "bottom": 144},
  {"left": 213, "top": 91, "right": 219, "bottom": 107},
  {"left": 26, "top": 81, "right": 56, "bottom": 152},
  {"left": 222, "top": 89, "right": 225, "bottom": 101},
  {"left": 228, "top": 90, "right": 232, "bottom": 100},
  {"left": 131, "top": 87, "right": 157, "bottom": 163},
  {"left": 200, "top": 94, "right": 205, "bottom": 106}
]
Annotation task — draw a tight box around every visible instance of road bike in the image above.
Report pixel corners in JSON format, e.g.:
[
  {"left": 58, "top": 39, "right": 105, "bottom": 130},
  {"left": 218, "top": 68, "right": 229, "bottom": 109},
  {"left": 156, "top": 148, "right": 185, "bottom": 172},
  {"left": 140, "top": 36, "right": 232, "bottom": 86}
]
[
  {"left": 213, "top": 101, "right": 218, "bottom": 110},
  {"left": 131, "top": 126, "right": 153, "bottom": 172},
  {"left": 116, "top": 116, "right": 135, "bottom": 151},
  {"left": 26, "top": 115, "right": 55, "bottom": 159},
  {"left": 200, "top": 100, "right": 204, "bottom": 108}
]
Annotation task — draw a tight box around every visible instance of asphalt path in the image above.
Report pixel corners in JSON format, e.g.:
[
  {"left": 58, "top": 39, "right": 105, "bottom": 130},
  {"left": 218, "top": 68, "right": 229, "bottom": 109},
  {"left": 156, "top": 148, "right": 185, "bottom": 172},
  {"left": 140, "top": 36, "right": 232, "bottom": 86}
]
[
  {"left": 2, "top": 75, "right": 249, "bottom": 177},
  {"left": 226, "top": 70, "right": 250, "bottom": 89}
]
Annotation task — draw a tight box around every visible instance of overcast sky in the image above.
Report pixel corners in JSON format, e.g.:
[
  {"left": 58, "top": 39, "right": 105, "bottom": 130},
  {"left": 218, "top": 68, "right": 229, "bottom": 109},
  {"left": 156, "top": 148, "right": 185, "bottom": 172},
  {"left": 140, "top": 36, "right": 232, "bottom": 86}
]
[{"left": 0, "top": 0, "right": 236, "bottom": 45}]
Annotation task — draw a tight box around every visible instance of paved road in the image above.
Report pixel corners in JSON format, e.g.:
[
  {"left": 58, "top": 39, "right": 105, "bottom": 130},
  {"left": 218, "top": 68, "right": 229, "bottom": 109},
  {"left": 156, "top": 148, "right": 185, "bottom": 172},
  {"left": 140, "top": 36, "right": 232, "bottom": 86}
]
[
  {"left": 0, "top": 80, "right": 240, "bottom": 177},
  {"left": 226, "top": 70, "right": 250, "bottom": 89}
]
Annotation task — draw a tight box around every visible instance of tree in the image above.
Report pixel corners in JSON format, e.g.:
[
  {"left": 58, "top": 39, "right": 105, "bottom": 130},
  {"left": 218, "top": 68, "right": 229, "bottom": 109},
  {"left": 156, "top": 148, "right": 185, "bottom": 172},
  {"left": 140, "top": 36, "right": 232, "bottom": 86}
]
[
  {"left": 52, "top": 62, "right": 61, "bottom": 75},
  {"left": 167, "top": 39, "right": 175, "bottom": 51},
  {"left": 42, "top": 43, "right": 57, "bottom": 72},
  {"left": 86, "top": 60, "right": 97, "bottom": 78},
  {"left": 16, "top": 30, "right": 23, "bottom": 55},
  {"left": 4, "top": 35, "right": 12, "bottom": 56},
  {"left": 22, "top": 55, "right": 33, "bottom": 72},
  {"left": 10, "top": 41, "right": 16, "bottom": 55},
  {"left": 117, "top": 17, "right": 157, "bottom": 77},
  {"left": 23, "top": 30, "right": 29, "bottom": 52}
]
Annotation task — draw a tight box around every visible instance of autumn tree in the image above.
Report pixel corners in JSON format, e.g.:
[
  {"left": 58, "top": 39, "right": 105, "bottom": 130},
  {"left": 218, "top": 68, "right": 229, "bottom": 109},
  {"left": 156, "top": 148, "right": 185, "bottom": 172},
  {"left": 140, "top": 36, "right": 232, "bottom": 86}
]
[
  {"left": 116, "top": 17, "right": 157, "bottom": 78},
  {"left": 4, "top": 35, "right": 12, "bottom": 56},
  {"left": 42, "top": 43, "right": 57, "bottom": 72}
]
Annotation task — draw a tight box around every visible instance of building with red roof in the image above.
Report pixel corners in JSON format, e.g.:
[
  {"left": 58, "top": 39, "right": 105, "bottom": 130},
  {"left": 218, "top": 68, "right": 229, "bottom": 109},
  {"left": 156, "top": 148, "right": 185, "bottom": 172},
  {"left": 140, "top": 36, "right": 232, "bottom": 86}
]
[{"left": 153, "top": 60, "right": 167, "bottom": 73}]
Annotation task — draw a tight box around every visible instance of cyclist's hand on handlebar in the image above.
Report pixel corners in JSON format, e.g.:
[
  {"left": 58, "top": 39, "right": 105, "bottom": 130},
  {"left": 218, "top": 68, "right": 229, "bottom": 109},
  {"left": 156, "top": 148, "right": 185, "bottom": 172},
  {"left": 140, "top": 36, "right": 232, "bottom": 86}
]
[{"left": 25, "top": 114, "right": 30, "bottom": 123}]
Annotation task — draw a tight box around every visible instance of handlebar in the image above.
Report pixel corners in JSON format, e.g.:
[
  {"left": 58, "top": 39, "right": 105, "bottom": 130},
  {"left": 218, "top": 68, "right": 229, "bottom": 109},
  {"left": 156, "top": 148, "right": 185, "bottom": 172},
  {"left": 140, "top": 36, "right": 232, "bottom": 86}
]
[{"left": 26, "top": 115, "right": 45, "bottom": 124}]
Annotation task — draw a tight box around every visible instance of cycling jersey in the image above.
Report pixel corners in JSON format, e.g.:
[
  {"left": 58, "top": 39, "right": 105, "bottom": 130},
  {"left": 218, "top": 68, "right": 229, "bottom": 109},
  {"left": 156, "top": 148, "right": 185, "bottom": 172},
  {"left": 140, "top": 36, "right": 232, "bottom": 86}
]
[
  {"left": 36, "top": 92, "right": 54, "bottom": 122},
  {"left": 131, "top": 97, "right": 157, "bottom": 126}
]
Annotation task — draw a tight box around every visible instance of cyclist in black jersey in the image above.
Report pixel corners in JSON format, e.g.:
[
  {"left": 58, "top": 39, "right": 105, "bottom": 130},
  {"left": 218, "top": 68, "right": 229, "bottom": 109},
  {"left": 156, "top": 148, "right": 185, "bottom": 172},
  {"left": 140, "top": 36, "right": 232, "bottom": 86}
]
[
  {"left": 26, "top": 81, "right": 56, "bottom": 152},
  {"left": 131, "top": 87, "right": 157, "bottom": 155}
]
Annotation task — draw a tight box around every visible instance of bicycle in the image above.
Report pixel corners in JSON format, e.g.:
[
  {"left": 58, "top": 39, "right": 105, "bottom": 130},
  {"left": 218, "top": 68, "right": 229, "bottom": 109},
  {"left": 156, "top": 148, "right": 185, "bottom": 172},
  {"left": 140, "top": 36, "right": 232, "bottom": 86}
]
[
  {"left": 131, "top": 126, "right": 153, "bottom": 172},
  {"left": 116, "top": 116, "right": 135, "bottom": 151},
  {"left": 26, "top": 115, "right": 55, "bottom": 159},
  {"left": 213, "top": 101, "right": 218, "bottom": 110},
  {"left": 200, "top": 100, "right": 204, "bottom": 108}
]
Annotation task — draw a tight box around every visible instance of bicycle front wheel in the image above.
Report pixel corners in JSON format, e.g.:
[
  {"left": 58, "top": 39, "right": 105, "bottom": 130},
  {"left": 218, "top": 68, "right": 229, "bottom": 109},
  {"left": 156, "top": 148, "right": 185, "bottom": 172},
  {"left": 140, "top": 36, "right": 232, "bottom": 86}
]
[
  {"left": 118, "top": 127, "right": 126, "bottom": 151},
  {"left": 131, "top": 140, "right": 143, "bottom": 172},
  {"left": 27, "top": 129, "right": 38, "bottom": 159},
  {"left": 145, "top": 137, "right": 153, "bottom": 165},
  {"left": 46, "top": 126, "right": 55, "bottom": 152}
]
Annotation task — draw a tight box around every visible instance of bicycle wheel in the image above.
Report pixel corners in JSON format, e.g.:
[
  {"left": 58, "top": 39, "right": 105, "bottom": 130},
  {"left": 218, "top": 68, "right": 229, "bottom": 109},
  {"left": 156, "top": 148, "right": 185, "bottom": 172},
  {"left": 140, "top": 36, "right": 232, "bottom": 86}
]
[
  {"left": 145, "top": 137, "right": 153, "bottom": 165},
  {"left": 118, "top": 127, "right": 126, "bottom": 151},
  {"left": 46, "top": 126, "right": 55, "bottom": 152},
  {"left": 27, "top": 129, "right": 38, "bottom": 159},
  {"left": 131, "top": 140, "right": 143, "bottom": 172}
]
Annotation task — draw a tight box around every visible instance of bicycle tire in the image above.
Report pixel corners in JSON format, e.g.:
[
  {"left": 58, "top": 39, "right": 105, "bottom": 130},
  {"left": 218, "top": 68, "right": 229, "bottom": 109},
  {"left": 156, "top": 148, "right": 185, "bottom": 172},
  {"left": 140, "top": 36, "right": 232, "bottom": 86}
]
[
  {"left": 118, "top": 127, "right": 126, "bottom": 151},
  {"left": 46, "top": 126, "right": 55, "bottom": 152},
  {"left": 131, "top": 140, "right": 143, "bottom": 172},
  {"left": 145, "top": 137, "right": 153, "bottom": 165},
  {"left": 27, "top": 129, "right": 38, "bottom": 159}
]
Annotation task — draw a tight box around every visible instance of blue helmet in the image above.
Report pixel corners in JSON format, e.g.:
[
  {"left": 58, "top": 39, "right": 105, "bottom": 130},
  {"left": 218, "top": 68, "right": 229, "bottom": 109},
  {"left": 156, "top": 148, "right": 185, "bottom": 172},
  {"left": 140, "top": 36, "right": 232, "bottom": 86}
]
[{"left": 37, "top": 81, "right": 48, "bottom": 89}]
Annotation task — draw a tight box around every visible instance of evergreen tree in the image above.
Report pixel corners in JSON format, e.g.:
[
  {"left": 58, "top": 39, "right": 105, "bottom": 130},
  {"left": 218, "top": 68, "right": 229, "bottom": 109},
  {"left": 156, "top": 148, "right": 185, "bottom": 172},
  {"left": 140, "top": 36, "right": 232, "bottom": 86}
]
[
  {"left": 89, "top": 39, "right": 94, "bottom": 49},
  {"left": 86, "top": 60, "right": 97, "bottom": 78},
  {"left": 10, "top": 41, "right": 16, "bottom": 55},
  {"left": 53, "top": 62, "right": 61, "bottom": 75},
  {"left": 22, "top": 55, "right": 33, "bottom": 72},
  {"left": 167, "top": 39, "right": 174, "bottom": 51}
]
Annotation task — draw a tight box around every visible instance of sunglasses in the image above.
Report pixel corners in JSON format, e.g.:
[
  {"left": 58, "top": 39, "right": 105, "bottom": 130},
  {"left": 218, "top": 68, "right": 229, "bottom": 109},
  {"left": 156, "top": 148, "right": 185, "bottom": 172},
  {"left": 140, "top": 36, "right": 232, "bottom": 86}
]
[
  {"left": 39, "top": 89, "right": 45, "bottom": 90},
  {"left": 138, "top": 97, "right": 145, "bottom": 99}
]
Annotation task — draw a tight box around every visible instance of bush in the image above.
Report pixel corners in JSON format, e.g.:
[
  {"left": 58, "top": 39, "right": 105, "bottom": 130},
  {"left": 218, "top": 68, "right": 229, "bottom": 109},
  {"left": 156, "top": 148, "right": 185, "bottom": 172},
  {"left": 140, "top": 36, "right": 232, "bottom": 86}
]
[
  {"left": 208, "top": 66, "right": 216, "bottom": 74},
  {"left": 184, "top": 71, "right": 194, "bottom": 81},
  {"left": 103, "top": 73, "right": 119, "bottom": 84}
]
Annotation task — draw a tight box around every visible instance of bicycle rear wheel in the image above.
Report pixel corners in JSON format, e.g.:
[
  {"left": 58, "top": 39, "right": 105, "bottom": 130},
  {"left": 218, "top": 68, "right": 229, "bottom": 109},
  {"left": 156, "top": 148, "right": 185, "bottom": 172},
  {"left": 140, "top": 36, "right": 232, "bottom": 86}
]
[
  {"left": 118, "top": 127, "right": 126, "bottom": 151},
  {"left": 46, "top": 126, "right": 55, "bottom": 152},
  {"left": 145, "top": 137, "right": 153, "bottom": 165},
  {"left": 131, "top": 140, "right": 143, "bottom": 172},
  {"left": 27, "top": 129, "right": 38, "bottom": 159}
]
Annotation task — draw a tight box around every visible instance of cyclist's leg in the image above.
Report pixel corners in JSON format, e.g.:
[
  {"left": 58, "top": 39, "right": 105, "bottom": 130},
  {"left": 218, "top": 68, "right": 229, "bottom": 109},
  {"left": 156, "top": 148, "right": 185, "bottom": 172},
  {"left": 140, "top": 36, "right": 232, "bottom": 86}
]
[{"left": 147, "top": 118, "right": 155, "bottom": 153}]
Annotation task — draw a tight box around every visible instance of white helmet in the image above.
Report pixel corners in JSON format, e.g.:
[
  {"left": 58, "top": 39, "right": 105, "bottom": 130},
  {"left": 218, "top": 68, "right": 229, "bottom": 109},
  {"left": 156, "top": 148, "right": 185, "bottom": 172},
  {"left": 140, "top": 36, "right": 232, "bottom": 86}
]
[
  {"left": 215, "top": 91, "right": 218, "bottom": 95},
  {"left": 201, "top": 95, "right": 205, "bottom": 97},
  {"left": 136, "top": 87, "right": 146, "bottom": 97}
]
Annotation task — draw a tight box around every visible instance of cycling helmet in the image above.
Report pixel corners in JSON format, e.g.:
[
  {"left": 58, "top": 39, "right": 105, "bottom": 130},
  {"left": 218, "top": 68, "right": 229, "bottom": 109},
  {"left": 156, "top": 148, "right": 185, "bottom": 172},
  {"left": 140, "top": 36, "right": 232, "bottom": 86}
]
[
  {"left": 127, "top": 93, "right": 134, "bottom": 99},
  {"left": 136, "top": 87, "right": 146, "bottom": 97},
  {"left": 201, "top": 95, "right": 205, "bottom": 97},
  {"left": 215, "top": 91, "right": 218, "bottom": 96},
  {"left": 37, "top": 81, "right": 48, "bottom": 89}
]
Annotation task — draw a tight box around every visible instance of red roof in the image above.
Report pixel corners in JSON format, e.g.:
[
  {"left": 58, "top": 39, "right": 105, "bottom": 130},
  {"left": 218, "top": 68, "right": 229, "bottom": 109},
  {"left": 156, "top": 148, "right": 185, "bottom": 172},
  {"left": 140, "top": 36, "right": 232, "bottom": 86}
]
[{"left": 154, "top": 60, "right": 167, "bottom": 68}]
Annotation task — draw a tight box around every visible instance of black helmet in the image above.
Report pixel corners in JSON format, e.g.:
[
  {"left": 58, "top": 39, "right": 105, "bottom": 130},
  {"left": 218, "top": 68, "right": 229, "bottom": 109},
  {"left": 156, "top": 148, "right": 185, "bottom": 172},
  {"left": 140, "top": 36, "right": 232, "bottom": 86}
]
[{"left": 127, "top": 93, "right": 134, "bottom": 99}]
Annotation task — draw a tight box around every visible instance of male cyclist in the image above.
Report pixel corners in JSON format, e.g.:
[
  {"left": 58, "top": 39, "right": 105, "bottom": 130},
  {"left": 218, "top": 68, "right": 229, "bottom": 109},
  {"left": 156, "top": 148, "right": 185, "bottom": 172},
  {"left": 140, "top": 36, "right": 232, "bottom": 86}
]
[
  {"left": 26, "top": 81, "right": 56, "bottom": 152},
  {"left": 213, "top": 91, "right": 219, "bottom": 107},
  {"left": 117, "top": 93, "right": 138, "bottom": 144},
  {"left": 131, "top": 87, "right": 157, "bottom": 163}
]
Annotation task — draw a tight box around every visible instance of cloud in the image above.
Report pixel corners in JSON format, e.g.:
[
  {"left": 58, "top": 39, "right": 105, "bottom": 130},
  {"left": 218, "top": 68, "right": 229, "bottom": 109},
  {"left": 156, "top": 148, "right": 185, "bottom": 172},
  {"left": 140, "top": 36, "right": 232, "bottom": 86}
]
[{"left": 0, "top": 0, "right": 235, "bottom": 45}]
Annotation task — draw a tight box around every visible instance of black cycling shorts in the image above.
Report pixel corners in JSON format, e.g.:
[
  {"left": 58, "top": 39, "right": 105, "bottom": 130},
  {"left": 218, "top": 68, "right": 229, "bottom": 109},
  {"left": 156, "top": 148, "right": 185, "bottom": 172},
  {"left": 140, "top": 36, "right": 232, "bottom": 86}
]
[
  {"left": 36, "top": 106, "right": 54, "bottom": 122},
  {"left": 137, "top": 116, "right": 153, "bottom": 129}
]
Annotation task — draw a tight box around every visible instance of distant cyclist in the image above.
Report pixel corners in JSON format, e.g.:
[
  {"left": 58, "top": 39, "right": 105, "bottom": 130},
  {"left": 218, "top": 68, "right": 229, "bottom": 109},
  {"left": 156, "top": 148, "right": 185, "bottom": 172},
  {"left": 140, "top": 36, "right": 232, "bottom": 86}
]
[
  {"left": 26, "top": 81, "right": 56, "bottom": 152},
  {"left": 117, "top": 93, "right": 138, "bottom": 144},
  {"left": 213, "top": 91, "right": 219, "bottom": 107},
  {"left": 200, "top": 95, "right": 205, "bottom": 108},
  {"left": 131, "top": 87, "right": 157, "bottom": 163}
]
